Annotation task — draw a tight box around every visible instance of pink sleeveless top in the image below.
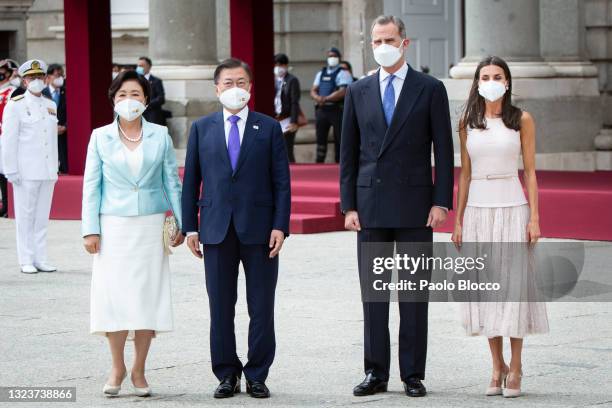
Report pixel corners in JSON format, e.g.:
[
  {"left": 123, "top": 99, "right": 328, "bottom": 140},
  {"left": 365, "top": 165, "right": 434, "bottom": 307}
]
[{"left": 466, "top": 118, "right": 528, "bottom": 207}]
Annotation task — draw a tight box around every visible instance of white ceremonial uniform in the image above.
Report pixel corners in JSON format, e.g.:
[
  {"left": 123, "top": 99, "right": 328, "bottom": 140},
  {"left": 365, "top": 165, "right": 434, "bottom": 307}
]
[{"left": 1, "top": 90, "right": 58, "bottom": 266}]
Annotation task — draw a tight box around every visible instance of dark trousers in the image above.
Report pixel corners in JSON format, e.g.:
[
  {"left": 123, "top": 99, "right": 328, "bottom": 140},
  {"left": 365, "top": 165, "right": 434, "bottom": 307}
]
[
  {"left": 283, "top": 130, "right": 296, "bottom": 163},
  {"left": 0, "top": 173, "right": 7, "bottom": 215},
  {"left": 315, "top": 105, "right": 342, "bottom": 163},
  {"left": 58, "top": 133, "right": 68, "bottom": 174},
  {"left": 203, "top": 220, "right": 278, "bottom": 382},
  {"left": 357, "top": 226, "right": 432, "bottom": 382}
]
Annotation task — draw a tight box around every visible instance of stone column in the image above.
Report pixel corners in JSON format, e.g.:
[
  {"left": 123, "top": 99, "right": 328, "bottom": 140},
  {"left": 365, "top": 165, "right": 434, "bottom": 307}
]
[
  {"left": 149, "top": 0, "right": 217, "bottom": 66},
  {"left": 342, "top": 0, "right": 383, "bottom": 78},
  {"left": 0, "top": 1, "right": 33, "bottom": 63},
  {"left": 148, "top": 0, "right": 220, "bottom": 150},
  {"left": 443, "top": 0, "right": 605, "bottom": 171},
  {"left": 541, "top": 0, "right": 609, "bottom": 168},
  {"left": 541, "top": 0, "right": 598, "bottom": 77},
  {"left": 451, "top": 0, "right": 555, "bottom": 78}
]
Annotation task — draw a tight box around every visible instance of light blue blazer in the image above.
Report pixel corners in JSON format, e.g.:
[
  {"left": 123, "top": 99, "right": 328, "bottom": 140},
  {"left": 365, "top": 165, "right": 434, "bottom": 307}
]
[{"left": 81, "top": 118, "right": 182, "bottom": 237}]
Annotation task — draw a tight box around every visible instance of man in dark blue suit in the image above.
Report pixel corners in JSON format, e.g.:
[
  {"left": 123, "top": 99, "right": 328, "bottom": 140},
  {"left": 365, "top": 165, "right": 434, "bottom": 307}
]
[
  {"left": 42, "top": 64, "right": 68, "bottom": 173},
  {"left": 340, "top": 16, "right": 454, "bottom": 398},
  {"left": 181, "top": 58, "right": 291, "bottom": 399}
]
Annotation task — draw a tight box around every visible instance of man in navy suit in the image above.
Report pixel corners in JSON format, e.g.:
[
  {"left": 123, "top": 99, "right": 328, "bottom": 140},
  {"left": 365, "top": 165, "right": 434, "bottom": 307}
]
[
  {"left": 182, "top": 58, "right": 291, "bottom": 399},
  {"left": 340, "top": 16, "right": 454, "bottom": 398},
  {"left": 42, "top": 63, "right": 68, "bottom": 173}
]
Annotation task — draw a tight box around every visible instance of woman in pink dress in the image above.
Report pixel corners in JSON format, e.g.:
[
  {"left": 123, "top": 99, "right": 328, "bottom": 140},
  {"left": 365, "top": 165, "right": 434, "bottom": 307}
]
[{"left": 452, "top": 56, "right": 549, "bottom": 398}]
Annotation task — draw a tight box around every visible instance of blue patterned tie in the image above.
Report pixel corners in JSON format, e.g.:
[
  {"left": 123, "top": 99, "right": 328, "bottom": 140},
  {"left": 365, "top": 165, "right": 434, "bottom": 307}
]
[
  {"left": 383, "top": 74, "right": 395, "bottom": 126},
  {"left": 227, "top": 115, "right": 241, "bottom": 170},
  {"left": 53, "top": 89, "right": 60, "bottom": 106}
]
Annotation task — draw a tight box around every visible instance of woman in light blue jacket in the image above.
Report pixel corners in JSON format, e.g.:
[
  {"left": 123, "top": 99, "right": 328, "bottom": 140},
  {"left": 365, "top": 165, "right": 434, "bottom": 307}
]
[{"left": 82, "top": 70, "right": 183, "bottom": 397}]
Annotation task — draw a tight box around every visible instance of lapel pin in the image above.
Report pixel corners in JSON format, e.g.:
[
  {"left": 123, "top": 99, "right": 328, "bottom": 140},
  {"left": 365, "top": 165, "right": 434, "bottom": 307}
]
[{"left": 253, "top": 125, "right": 259, "bottom": 130}]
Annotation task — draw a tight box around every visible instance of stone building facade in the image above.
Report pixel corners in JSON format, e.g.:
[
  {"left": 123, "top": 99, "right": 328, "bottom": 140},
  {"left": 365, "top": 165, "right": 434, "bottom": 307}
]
[{"left": 1, "top": 0, "right": 611, "bottom": 169}]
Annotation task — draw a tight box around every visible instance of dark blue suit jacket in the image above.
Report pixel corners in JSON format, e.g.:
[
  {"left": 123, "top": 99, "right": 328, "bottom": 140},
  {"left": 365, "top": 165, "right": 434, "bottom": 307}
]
[
  {"left": 182, "top": 110, "right": 291, "bottom": 245},
  {"left": 339, "top": 66, "right": 454, "bottom": 228},
  {"left": 42, "top": 86, "right": 67, "bottom": 125}
]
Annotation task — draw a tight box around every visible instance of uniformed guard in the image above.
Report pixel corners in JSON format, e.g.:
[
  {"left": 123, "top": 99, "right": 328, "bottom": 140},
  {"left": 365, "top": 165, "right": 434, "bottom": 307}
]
[
  {"left": 309, "top": 46, "right": 353, "bottom": 163},
  {"left": 1, "top": 59, "right": 59, "bottom": 274}
]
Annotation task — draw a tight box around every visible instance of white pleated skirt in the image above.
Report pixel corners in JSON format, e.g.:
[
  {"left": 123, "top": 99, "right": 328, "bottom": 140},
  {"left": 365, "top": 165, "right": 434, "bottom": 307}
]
[
  {"left": 90, "top": 213, "right": 173, "bottom": 340},
  {"left": 460, "top": 204, "right": 549, "bottom": 338}
]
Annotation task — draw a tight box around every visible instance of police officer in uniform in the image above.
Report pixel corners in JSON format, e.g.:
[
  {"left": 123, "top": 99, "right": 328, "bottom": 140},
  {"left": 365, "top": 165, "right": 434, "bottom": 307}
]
[
  {"left": 1, "top": 59, "right": 58, "bottom": 274},
  {"left": 310, "top": 47, "right": 353, "bottom": 163}
]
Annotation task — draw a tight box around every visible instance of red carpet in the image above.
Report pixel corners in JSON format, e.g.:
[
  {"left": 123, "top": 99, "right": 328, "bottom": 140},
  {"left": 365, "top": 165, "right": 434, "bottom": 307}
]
[{"left": 6, "top": 164, "right": 612, "bottom": 240}]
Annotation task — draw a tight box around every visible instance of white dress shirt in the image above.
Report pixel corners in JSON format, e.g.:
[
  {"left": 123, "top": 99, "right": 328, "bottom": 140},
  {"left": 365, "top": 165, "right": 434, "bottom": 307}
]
[
  {"left": 274, "top": 76, "right": 284, "bottom": 116},
  {"left": 122, "top": 142, "right": 143, "bottom": 178},
  {"left": 378, "top": 62, "right": 409, "bottom": 106},
  {"left": 187, "top": 106, "right": 250, "bottom": 237},
  {"left": 223, "top": 105, "right": 249, "bottom": 147}
]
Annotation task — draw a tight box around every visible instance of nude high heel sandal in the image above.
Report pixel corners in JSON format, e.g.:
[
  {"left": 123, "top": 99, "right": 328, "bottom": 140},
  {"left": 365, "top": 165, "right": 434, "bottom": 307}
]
[
  {"left": 485, "top": 369, "right": 508, "bottom": 396},
  {"left": 502, "top": 371, "right": 522, "bottom": 398}
]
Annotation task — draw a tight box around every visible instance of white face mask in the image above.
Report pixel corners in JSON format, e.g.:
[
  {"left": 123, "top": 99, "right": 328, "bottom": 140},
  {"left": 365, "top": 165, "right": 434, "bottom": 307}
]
[
  {"left": 10, "top": 77, "right": 21, "bottom": 87},
  {"left": 218, "top": 87, "right": 251, "bottom": 111},
  {"left": 327, "top": 57, "right": 340, "bottom": 67},
  {"left": 114, "top": 98, "right": 147, "bottom": 122},
  {"left": 52, "top": 76, "right": 64, "bottom": 88},
  {"left": 373, "top": 43, "right": 404, "bottom": 67},
  {"left": 27, "top": 78, "right": 45, "bottom": 94},
  {"left": 274, "top": 66, "right": 287, "bottom": 77},
  {"left": 112, "top": 72, "right": 119, "bottom": 80},
  {"left": 478, "top": 80, "right": 507, "bottom": 102}
]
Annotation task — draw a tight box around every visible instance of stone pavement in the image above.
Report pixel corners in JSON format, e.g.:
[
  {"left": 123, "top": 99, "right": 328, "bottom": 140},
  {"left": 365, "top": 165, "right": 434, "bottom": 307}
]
[{"left": 0, "top": 218, "right": 611, "bottom": 407}]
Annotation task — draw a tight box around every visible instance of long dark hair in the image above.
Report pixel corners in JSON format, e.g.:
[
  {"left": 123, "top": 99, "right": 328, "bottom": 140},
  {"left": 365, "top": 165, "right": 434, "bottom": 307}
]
[{"left": 459, "top": 56, "right": 522, "bottom": 132}]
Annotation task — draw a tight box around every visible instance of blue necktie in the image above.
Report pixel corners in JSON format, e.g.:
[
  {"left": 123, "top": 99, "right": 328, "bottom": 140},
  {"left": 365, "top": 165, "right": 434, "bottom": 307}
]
[
  {"left": 53, "top": 89, "right": 60, "bottom": 106},
  {"left": 383, "top": 74, "right": 395, "bottom": 126},
  {"left": 227, "top": 115, "right": 241, "bottom": 170}
]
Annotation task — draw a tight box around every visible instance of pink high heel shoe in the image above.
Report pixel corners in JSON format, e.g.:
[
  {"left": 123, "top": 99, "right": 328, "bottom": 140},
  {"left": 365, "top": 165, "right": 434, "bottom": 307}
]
[
  {"left": 485, "top": 368, "right": 509, "bottom": 396},
  {"left": 502, "top": 371, "right": 523, "bottom": 398}
]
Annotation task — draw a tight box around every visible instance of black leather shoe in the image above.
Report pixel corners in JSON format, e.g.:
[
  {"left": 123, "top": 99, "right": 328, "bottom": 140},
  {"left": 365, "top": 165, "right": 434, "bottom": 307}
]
[
  {"left": 403, "top": 377, "right": 427, "bottom": 397},
  {"left": 353, "top": 373, "right": 388, "bottom": 396},
  {"left": 214, "top": 376, "right": 240, "bottom": 398},
  {"left": 246, "top": 380, "right": 270, "bottom": 398}
]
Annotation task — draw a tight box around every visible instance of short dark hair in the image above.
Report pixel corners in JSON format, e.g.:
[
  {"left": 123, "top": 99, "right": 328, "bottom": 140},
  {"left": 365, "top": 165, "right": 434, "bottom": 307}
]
[
  {"left": 340, "top": 60, "right": 353, "bottom": 73},
  {"left": 47, "top": 63, "right": 63, "bottom": 75},
  {"left": 108, "top": 70, "right": 151, "bottom": 105},
  {"left": 371, "top": 15, "right": 406, "bottom": 38},
  {"left": 274, "top": 53, "right": 289, "bottom": 65},
  {"left": 138, "top": 56, "right": 152, "bottom": 66},
  {"left": 213, "top": 58, "right": 253, "bottom": 84}
]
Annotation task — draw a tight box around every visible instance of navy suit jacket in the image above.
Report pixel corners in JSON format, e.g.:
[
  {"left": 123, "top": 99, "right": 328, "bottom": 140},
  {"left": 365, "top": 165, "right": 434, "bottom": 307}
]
[
  {"left": 143, "top": 74, "right": 166, "bottom": 125},
  {"left": 182, "top": 110, "right": 291, "bottom": 245},
  {"left": 339, "top": 65, "right": 454, "bottom": 228},
  {"left": 42, "top": 86, "right": 67, "bottom": 126}
]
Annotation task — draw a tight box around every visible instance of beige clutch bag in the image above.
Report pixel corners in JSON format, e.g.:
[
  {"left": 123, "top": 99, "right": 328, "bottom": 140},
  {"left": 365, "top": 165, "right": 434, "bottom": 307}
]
[
  {"left": 163, "top": 215, "right": 178, "bottom": 255},
  {"left": 162, "top": 189, "right": 179, "bottom": 255}
]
